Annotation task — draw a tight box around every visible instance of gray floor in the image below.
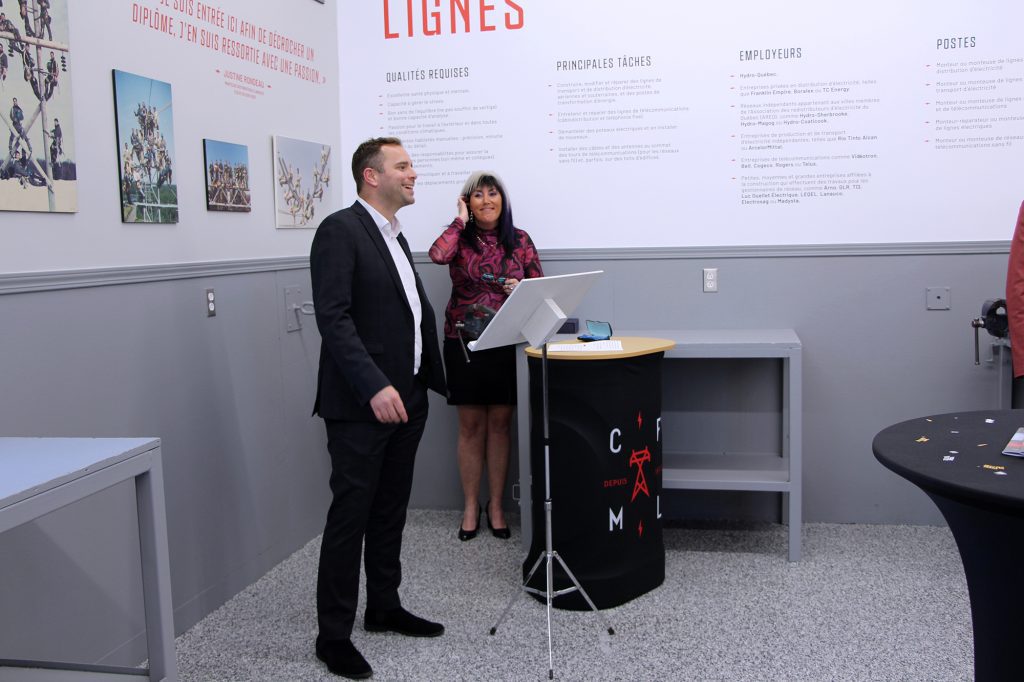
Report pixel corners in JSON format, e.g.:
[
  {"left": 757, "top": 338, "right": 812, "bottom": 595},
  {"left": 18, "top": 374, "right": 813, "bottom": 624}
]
[{"left": 174, "top": 511, "right": 973, "bottom": 681}]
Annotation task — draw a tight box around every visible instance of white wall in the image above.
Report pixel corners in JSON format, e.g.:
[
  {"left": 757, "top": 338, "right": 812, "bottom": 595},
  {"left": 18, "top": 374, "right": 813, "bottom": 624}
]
[
  {"left": 339, "top": 0, "right": 1024, "bottom": 250},
  {"left": 1, "top": 0, "right": 341, "bottom": 274}
]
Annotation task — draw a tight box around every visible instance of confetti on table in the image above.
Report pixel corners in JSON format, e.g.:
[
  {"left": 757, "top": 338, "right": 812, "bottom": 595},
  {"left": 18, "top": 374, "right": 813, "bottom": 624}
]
[
  {"left": 986, "top": 419, "right": 995, "bottom": 424},
  {"left": 916, "top": 437, "right": 929, "bottom": 443},
  {"left": 943, "top": 456, "right": 955, "bottom": 462}
]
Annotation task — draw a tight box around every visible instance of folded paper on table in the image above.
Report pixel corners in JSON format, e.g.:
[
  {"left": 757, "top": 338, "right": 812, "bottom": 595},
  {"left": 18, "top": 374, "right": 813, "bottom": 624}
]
[{"left": 548, "top": 340, "right": 623, "bottom": 352}]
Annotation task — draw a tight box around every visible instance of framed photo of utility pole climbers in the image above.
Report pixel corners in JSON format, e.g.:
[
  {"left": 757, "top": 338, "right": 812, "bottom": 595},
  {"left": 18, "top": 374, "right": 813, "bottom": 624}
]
[{"left": 0, "top": 0, "right": 77, "bottom": 213}]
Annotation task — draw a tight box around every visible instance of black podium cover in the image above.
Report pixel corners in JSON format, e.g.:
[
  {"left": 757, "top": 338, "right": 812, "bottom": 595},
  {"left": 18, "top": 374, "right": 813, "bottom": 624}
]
[{"left": 525, "top": 351, "right": 665, "bottom": 610}]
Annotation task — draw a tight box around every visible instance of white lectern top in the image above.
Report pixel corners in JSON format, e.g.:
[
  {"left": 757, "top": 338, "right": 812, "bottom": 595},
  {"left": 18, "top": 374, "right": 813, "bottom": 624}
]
[{"left": 467, "top": 270, "right": 603, "bottom": 351}]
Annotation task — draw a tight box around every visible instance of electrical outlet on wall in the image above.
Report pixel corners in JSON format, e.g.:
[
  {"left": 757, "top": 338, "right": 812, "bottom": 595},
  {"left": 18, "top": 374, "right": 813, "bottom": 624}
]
[
  {"left": 703, "top": 268, "right": 718, "bottom": 293},
  {"left": 926, "top": 286, "right": 950, "bottom": 310},
  {"left": 206, "top": 288, "right": 216, "bottom": 317}
]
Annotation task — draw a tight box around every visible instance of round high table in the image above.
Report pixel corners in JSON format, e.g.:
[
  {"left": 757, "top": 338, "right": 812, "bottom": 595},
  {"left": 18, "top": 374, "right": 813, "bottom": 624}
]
[
  {"left": 872, "top": 410, "right": 1024, "bottom": 682},
  {"left": 522, "top": 337, "right": 674, "bottom": 610}
]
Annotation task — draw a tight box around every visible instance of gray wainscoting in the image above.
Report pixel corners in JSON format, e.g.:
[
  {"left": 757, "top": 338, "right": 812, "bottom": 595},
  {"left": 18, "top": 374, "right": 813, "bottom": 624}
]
[{"left": 0, "top": 242, "right": 1010, "bottom": 666}]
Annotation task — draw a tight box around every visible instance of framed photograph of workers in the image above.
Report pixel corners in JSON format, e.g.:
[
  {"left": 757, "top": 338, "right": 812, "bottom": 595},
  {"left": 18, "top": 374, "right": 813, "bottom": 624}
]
[
  {"left": 112, "top": 69, "right": 178, "bottom": 223},
  {"left": 0, "top": 0, "right": 78, "bottom": 213},
  {"left": 272, "top": 135, "right": 332, "bottom": 228},
  {"left": 203, "top": 139, "right": 251, "bottom": 212}
]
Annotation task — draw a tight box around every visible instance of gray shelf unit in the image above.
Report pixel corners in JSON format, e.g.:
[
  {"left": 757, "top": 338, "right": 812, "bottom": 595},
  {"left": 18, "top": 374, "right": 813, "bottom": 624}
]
[{"left": 638, "top": 329, "right": 803, "bottom": 561}]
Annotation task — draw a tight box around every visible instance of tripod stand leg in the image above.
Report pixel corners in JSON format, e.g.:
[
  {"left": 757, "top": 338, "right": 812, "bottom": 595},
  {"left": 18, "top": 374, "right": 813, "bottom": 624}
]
[
  {"left": 552, "top": 551, "right": 616, "bottom": 635},
  {"left": 489, "top": 550, "right": 546, "bottom": 635},
  {"left": 546, "top": 550, "right": 554, "bottom": 679}
]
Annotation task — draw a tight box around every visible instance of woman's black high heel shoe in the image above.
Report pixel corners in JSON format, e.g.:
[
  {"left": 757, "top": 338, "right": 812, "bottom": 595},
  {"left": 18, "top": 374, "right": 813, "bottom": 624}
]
[
  {"left": 485, "top": 500, "right": 511, "bottom": 539},
  {"left": 458, "top": 506, "right": 481, "bottom": 541}
]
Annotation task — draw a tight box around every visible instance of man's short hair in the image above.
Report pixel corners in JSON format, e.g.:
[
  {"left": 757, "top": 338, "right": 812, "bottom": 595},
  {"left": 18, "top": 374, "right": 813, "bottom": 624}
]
[{"left": 351, "top": 136, "right": 402, "bottom": 193}]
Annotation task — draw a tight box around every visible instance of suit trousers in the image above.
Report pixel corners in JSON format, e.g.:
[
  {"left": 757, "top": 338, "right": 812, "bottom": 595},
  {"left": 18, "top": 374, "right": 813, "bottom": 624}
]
[{"left": 316, "top": 379, "right": 429, "bottom": 641}]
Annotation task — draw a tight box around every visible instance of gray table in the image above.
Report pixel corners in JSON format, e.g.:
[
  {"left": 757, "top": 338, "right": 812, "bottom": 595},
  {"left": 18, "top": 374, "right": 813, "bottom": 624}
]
[{"left": 0, "top": 437, "right": 178, "bottom": 681}]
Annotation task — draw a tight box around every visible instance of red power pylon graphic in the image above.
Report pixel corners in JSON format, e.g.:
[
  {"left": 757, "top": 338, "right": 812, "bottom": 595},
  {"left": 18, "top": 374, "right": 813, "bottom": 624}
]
[{"left": 629, "top": 447, "right": 651, "bottom": 502}]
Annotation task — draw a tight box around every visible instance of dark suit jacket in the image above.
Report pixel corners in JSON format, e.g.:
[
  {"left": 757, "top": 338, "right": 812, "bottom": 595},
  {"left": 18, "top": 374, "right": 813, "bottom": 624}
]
[{"left": 310, "top": 201, "right": 446, "bottom": 420}]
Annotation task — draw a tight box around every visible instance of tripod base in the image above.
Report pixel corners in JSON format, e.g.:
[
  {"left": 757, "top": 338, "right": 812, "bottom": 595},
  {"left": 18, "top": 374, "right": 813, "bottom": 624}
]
[
  {"left": 490, "top": 499, "right": 615, "bottom": 680},
  {"left": 522, "top": 549, "right": 666, "bottom": 611}
]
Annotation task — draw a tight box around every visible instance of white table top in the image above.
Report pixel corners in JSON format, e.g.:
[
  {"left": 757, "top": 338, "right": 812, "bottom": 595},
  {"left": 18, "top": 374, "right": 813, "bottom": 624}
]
[{"left": 0, "top": 437, "right": 159, "bottom": 509}]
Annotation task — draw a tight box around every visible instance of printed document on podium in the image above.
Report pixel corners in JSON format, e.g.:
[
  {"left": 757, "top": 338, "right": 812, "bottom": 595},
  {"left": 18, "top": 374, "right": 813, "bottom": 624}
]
[{"left": 548, "top": 340, "right": 623, "bottom": 352}]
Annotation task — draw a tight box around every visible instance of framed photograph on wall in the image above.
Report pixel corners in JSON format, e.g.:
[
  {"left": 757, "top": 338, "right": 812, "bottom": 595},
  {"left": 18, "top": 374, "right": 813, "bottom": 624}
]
[
  {"left": 203, "top": 139, "right": 251, "bottom": 212},
  {"left": 112, "top": 69, "right": 178, "bottom": 223},
  {"left": 272, "top": 135, "right": 332, "bottom": 228},
  {"left": 0, "top": 0, "right": 78, "bottom": 213}
]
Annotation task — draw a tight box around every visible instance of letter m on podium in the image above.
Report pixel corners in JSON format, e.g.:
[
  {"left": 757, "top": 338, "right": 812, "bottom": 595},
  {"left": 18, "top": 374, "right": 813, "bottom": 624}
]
[{"left": 609, "top": 507, "right": 623, "bottom": 531}]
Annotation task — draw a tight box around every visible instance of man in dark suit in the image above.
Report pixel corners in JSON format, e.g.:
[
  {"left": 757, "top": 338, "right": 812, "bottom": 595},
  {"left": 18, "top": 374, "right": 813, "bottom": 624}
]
[{"left": 310, "top": 137, "right": 447, "bottom": 679}]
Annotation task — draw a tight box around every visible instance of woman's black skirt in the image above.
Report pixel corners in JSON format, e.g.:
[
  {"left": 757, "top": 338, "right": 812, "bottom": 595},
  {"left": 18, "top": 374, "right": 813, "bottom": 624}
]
[{"left": 443, "top": 337, "right": 517, "bottom": 405}]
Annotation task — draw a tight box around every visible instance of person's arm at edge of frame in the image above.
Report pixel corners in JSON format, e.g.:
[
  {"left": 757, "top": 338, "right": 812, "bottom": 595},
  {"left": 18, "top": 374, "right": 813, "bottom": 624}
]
[{"left": 1006, "top": 200, "right": 1024, "bottom": 378}]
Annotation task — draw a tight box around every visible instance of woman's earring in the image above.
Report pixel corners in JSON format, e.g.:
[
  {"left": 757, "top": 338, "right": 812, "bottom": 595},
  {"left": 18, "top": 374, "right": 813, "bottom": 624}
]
[{"left": 468, "top": 212, "right": 475, "bottom": 223}]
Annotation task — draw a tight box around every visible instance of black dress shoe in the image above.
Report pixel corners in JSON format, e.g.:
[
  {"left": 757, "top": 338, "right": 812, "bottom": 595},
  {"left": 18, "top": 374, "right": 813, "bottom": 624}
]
[
  {"left": 457, "top": 505, "right": 481, "bottom": 541},
  {"left": 315, "top": 637, "right": 373, "bottom": 679},
  {"left": 486, "top": 500, "right": 511, "bottom": 539},
  {"left": 364, "top": 606, "right": 444, "bottom": 637}
]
